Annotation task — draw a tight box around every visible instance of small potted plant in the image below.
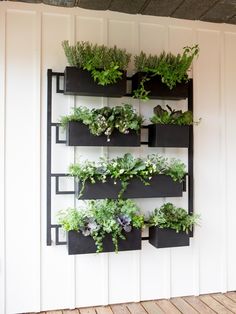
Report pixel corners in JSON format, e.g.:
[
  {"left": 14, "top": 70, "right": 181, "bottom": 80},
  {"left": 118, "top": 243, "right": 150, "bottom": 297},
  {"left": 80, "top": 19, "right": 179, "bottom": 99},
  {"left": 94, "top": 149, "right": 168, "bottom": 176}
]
[
  {"left": 57, "top": 199, "right": 144, "bottom": 254},
  {"left": 69, "top": 153, "right": 186, "bottom": 199},
  {"left": 132, "top": 45, "right": 199, "bottom": 100},
  {"left": 148, "top": 105, "right": 200, "bottom": 147},
  {"left": 148, "top": 203, "right": 200, "bottom": 248},
  {"left": 62, "top": 40, "right": 131, "bottom": 97},
  {"left": 60, "top": 104, "right": 143, "bottom": 146}
]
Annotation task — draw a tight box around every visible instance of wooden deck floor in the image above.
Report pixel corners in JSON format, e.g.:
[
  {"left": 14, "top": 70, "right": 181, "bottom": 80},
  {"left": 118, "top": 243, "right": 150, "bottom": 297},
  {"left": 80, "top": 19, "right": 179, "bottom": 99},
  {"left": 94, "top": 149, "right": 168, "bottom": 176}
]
[{"left": 35, "top": 292, "right": 236, "bottom": 314}]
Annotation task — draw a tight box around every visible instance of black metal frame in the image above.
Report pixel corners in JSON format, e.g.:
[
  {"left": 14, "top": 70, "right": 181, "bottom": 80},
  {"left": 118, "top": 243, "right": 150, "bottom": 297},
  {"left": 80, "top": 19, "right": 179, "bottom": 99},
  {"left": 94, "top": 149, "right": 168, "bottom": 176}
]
[
  {"left": 46, "top": 69, "right": 194, "bottom": 246},
  {"left": 47, "top": 70, "right": 69, "bottom": 245}
]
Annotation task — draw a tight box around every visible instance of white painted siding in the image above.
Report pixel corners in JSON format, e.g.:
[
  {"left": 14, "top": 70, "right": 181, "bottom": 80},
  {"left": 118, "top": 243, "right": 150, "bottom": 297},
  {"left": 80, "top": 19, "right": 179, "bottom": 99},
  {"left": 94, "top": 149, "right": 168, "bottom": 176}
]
[{"left": 1, "top": 2, "right": 236, "bottom": 313}]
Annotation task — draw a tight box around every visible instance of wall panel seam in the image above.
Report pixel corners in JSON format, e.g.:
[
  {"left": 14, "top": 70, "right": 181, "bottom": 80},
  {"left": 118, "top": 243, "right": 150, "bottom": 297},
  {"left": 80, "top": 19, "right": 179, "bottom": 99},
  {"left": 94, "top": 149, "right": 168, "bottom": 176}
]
[
  {"left": 0, "top": 5, "right": 6, "bottom": 314},
  {"left": 70, "top": 12, "right": 76, "bottom": 310},
  {"left": 192, "top": 26, "right": 200, "bottom": 297},
  {"left": 37, "top": 8, "right": 43, "bottom": 312},
  {"left": 219, "top": 28, "right": 228, "bottom": 292}
]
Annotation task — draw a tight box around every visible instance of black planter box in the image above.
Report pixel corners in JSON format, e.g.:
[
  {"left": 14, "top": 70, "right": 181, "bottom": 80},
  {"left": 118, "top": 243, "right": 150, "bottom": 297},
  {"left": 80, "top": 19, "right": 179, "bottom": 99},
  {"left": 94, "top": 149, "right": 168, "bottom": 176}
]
[
  {"left": 132, "top": 72, "right": 189, "bottom": 100},
  {"left": 64, "top": 67, "right": 127, "bottom": 97},
  {"left": 77, "top": 175, "right": 183, "bottom": 199},
  {"left": 149, "top": 227, "right": 189, "bottom": 248},
  {"left": 67, "top": 228, "right": 142, "bottom": 255},
  {"left": 66, "top": 121, "right": 140, "bottom": 146},
  {"left": 148, "top": 124, "right": 190, "bottom": 147}
]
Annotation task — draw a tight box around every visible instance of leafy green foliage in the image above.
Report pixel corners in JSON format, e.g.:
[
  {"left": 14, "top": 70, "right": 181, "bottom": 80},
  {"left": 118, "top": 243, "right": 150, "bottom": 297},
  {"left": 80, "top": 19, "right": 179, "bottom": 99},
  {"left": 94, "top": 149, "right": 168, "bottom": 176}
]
[
  {"left": 149, "top": 203, "right": 200, "bottom": 233},
  {"left": 69, "top": 153, "right": 186, "bottom": 198},
  {"left": 132, "top": 76, "right": 150, "bottom": 101},
  {"left": 57, "top": 199, "right": 144, "bottom": 253},
  {"left": 150, "top": 105, "right": 200, "bottom": 125},
  {"left": 133, "top": 44, "right": 199, "bottom": 99},
  {"left": 57, "top": 208, "right": 87, "bottom": 232},
  {"left": 62, "top": 40, "right": 131, "bottom": 85},
  {"left": 60, "top": 104, "right": 143, "bottom": 141}
]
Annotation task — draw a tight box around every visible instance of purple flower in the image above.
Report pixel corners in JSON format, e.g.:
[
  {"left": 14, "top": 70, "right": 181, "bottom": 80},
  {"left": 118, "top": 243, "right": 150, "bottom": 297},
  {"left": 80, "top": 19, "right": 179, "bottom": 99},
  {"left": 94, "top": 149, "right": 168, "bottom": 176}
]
[
  {"left": 117, "top": 214, "right": 132, "bottom": 233},
  {"left": 81, "top": 218, "right": 99, "bottom": 236}
]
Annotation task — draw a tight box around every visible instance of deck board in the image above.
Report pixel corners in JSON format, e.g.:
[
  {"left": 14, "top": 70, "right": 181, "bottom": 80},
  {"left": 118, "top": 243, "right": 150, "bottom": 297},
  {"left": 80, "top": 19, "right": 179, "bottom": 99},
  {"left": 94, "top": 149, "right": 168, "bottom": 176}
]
[
  {"left": 156, "top": 299, "right": 182, "bottom": 314},
  {"left": 126, "top": 302, "right": 147, "bottom": 314},
  {"left": 170, "top": 297, "right": 199, "bottom": 314},
  {"left": 96, "top": 306, "right": 113, "bottom": 314},
  {"left": 79, "top": 308, "right": 97, "bottom": 314},
  {"left": 200, "top": 294, "right": 234, "bottom": 314},
  {"left": 141, "top": 301, "right": 165, "bottom": 314},
  {"left": 226, "top": 292, "right": 236, "bottom": 303},
  {"left": 110, "top": 304, "right": 130, "bottom": 314},
  {"left": 211, "top": 293, "right": 236, "bottom": 313},
  {"left": 34, "top": 292, "right": 236, "bottom": 314},
  {"left": 184, "top": 295, "right": 216, "bottom": 313}
]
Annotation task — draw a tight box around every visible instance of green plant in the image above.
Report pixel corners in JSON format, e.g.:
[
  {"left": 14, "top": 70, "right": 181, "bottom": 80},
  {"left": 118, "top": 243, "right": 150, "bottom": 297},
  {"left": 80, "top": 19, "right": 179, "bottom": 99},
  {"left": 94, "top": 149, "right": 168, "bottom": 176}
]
[
  {"left": 150, "top": 105, "right": 200, "bottom": 125},
  {"left": 57, "top": 199, "right": 144, "bottom": 253},
  {"left": 132, "top": 76, "right": 150, "bottom": 101},
  {"left": 149, "top": 203, "right": 200, "bottom": 233},
  {"left": 62, "top": 40, "right": 131, "bottom": 86},
  {"left": 60, "top": 104, "right": 143, "bottom": 141},
  {"left": 133, "top": 44, "right": 199, "bottom": 99},
  {"left": 69, "top": 153, "right": 186, "bottom": 198}
]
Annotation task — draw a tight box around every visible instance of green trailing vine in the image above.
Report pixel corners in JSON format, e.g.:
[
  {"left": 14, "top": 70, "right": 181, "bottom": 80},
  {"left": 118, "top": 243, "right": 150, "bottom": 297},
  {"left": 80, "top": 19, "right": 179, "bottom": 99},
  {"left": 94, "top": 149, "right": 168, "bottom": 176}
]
[
  {"left": 69, "top": 153, "right": 186, "bottom": 198},
  {"left": 133, "top": 44, "right": 199, "bottom": 100},
  {"left": 57, "top": 199, "right": 145, "bottom": 253},
  {"left": 132, "top": 76, "right": 150, "bottom": 101},
  {"left": 62, "top": 40, "right": 131, "bottom": 86}
]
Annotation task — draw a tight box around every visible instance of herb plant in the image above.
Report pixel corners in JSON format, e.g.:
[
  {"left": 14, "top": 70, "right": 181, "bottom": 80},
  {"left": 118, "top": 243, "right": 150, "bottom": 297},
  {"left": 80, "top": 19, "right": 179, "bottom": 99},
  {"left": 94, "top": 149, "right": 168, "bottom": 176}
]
[
  {"left": 62, "top": 40, "right": 131, "bottom": 86},
  {"left": 149, "top": 203, "right": 200, "bottom": 233},
  {"left": 133, "top": 44, "right": 199, "bottom": 100},
  {"left": 60, "top": 104, "right": 143, "bottom": 141},
  {"left": 150, "top": 105, "right": 199, "bottom": 125},
  {"left": 57, "top": 199, "right": 144, "bottom": 253},
  {"left": 69, "top": 153, "right": 186, "bottom": 198}
]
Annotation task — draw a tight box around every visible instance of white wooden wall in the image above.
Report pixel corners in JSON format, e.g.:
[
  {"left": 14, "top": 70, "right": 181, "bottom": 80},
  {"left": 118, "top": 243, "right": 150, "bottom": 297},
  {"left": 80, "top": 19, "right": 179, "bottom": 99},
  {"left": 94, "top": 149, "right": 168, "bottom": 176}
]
[{"left": 1, "top": 2, "right": 236, "bottom": 313}]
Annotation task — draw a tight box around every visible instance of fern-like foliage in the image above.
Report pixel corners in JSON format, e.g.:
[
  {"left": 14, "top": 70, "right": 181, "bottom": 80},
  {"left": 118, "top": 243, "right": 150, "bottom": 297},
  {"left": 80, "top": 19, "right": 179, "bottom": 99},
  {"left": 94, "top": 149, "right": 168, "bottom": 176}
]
[{"left": 134, "top": 45, "right": 199, "bottom": 89}]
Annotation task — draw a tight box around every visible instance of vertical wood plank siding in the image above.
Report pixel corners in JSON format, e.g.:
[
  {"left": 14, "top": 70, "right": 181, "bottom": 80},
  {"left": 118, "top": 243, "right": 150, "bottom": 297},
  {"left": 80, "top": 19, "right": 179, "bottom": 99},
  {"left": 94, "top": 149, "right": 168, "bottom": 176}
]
[{"left": 1, "top": 2, "right": 236, "bottom": 313}]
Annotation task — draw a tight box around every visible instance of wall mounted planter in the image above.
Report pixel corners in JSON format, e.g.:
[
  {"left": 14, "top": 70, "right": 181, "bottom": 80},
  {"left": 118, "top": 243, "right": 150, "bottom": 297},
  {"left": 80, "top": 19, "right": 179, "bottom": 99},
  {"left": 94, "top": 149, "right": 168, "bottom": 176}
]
[
  {"left": 67, "top": 228, "right": 142, "bottom": 255},
  {"left": 149, "top": 227, "right": 189, "bottom": 248},
  {"left": 148, "top": 124, "right": 190, "bottom": 147},
  {"left": 132, "top": 72, "right": 189, "bottom": 100},
  {"left": 76, "top": 175, "right": 184, "bottom": 200},
  {"left": 64, "top": 66, "right": 127, "bottom": 97},
  {"left": 66, "top": 121, "right": 140, "bottom": 146}
]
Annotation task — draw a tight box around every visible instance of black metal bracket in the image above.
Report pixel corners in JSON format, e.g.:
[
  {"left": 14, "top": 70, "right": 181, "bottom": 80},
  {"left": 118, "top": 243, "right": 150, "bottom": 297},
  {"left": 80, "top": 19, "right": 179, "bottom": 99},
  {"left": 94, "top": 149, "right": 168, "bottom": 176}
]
[
  {"left": 55, "top": 124, "right": 66, "bottom": 144},
  {"left": 52, "top": 173, "right": 75, "bottom": 195},
  {"left": 56, "top": 72, "right": 64, "bottom": 93}
]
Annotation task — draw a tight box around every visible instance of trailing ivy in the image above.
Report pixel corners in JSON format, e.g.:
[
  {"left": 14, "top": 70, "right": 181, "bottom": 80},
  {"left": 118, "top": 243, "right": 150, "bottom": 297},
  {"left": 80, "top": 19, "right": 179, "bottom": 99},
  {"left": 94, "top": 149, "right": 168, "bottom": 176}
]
[
  {"left": 57, "top": 199, "right": 145, "bottom": 253},
  {"left": 62, "top": 40, "right": 131, "bottom": 85}
]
